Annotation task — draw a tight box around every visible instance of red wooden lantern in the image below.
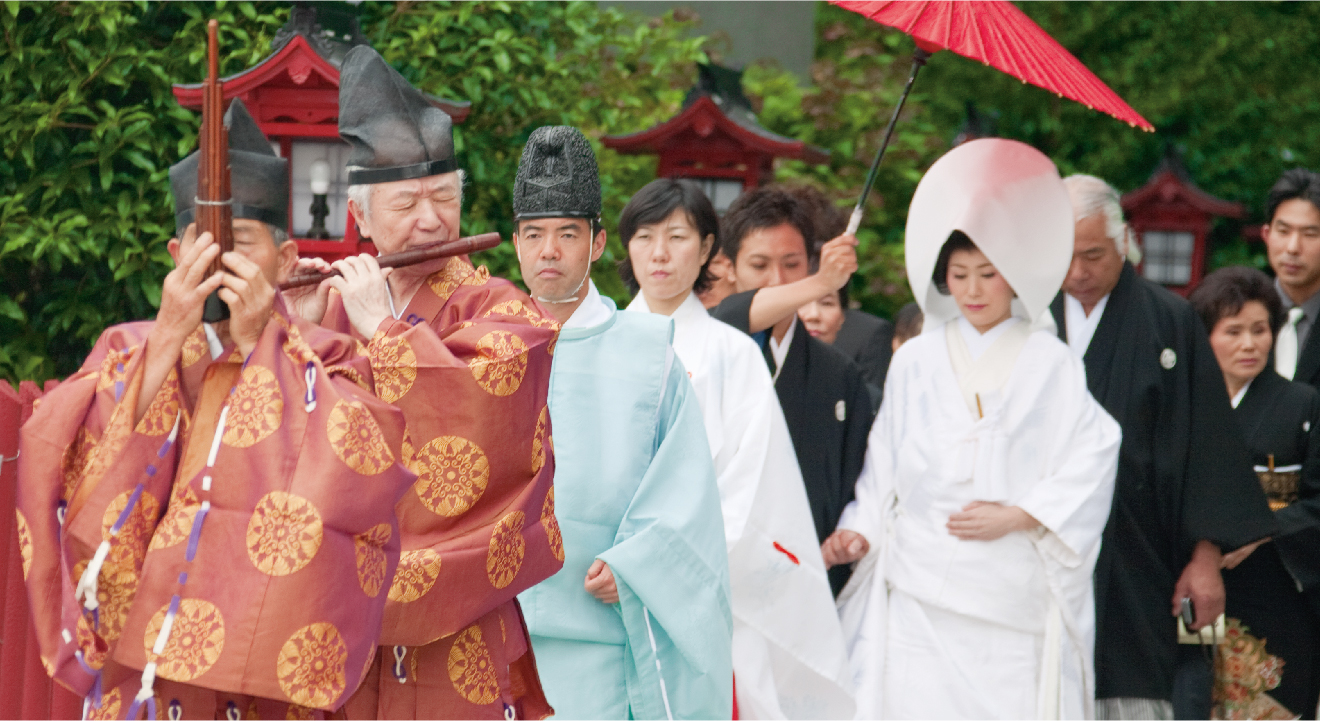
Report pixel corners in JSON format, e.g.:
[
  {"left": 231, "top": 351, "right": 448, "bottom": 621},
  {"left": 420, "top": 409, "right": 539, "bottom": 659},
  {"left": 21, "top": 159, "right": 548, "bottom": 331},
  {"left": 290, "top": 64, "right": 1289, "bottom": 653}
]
[
  {"left": 171, "top": 7, "right": 469, "bottom": 262},
  {"left": 603, "top": 64, "right": 827, "bottom": 212},
  {"left": 1122, "top": 151, "right": 1244, "bottom": 295}
]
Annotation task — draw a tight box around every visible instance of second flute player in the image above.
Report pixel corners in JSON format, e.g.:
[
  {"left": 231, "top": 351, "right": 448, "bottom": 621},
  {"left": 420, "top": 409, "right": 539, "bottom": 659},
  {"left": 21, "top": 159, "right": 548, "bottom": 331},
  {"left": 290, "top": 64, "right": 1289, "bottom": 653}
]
[{"left": 286, "top": 46, "right": 563, "bottom": 719}]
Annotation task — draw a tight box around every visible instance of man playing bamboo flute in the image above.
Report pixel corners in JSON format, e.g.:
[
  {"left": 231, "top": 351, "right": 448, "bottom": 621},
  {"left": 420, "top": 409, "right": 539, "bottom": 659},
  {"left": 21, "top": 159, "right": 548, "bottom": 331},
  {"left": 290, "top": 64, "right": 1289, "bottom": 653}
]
[
  {"left": 287, "top": 47, "right": 562, "bottom": 719},
  {"left": 17, "top": 99, "right": 416, "bottom": 719},
  {"left": 512, "top": 126, "right": 733, "bottom": 719}
]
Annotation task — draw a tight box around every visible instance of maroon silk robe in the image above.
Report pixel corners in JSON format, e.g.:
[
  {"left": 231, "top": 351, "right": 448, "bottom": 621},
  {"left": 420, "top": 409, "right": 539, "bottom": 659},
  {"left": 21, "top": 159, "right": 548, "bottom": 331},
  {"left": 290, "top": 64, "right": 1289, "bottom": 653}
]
[
  {"left": 17, "top": 297, "right": 415, "bottom": 719},
  {"left": 320, "top": 257, "right": 562, "bottom": 720}
]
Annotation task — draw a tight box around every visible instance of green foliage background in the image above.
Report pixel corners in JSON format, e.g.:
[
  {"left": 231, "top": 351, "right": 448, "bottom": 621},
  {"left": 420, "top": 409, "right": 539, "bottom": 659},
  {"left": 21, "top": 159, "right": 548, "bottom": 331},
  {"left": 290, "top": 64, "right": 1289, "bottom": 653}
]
[{"left": 3, "top": 1, "right": 1318, "bottom": 385}]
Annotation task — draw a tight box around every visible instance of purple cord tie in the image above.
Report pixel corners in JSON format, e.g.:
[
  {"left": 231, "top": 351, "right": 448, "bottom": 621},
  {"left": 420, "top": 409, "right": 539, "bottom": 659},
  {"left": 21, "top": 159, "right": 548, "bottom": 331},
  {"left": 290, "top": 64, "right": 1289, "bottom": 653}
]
[{"left": 185, "top": 505, "right": 209, "bottom": 562}]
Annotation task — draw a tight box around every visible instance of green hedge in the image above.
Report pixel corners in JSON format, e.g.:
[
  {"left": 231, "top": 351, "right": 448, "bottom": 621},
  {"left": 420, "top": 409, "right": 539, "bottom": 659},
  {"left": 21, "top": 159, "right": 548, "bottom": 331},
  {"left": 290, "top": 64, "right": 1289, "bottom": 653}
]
[{"left": 0, "top": 1, "right": 708, "bottom": 384}]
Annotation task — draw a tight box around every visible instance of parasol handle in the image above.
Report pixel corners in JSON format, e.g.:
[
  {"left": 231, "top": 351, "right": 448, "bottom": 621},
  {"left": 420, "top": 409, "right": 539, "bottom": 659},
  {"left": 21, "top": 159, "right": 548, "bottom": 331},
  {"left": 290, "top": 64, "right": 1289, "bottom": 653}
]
[{"left": 846, "top": 46, "right": 931, "bottom": 236}]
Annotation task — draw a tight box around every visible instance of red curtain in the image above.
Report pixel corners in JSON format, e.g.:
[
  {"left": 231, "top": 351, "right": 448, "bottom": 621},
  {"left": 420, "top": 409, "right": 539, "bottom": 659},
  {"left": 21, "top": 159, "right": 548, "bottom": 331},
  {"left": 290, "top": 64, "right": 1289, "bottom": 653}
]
[{"left": 1, "top": 380, "right": 81, "bottom": 719}]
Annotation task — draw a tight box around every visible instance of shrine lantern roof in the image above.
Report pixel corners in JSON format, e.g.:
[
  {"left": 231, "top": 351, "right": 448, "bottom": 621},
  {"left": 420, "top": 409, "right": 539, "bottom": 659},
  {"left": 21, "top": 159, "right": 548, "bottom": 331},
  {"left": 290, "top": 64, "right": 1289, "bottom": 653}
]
[
  {"left": 1121, "top": 147, "right": 1244, "bottom": 294},
  {"left": 603, "top": 63, "right": 828, "bottom": 167},
  {"left": 171, "top": 6, "right": 470, "bottom": 138},
  {"left": 1122, "top": 149, "right": 1244, "bottom": 220}
]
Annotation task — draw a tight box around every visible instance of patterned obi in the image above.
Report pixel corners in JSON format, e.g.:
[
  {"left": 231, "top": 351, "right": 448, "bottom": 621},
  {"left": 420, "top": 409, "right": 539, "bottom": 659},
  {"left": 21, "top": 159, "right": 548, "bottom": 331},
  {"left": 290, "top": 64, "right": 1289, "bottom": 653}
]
[{"left": 1255, "top": 467, "right": 1301, "bottom": 512}]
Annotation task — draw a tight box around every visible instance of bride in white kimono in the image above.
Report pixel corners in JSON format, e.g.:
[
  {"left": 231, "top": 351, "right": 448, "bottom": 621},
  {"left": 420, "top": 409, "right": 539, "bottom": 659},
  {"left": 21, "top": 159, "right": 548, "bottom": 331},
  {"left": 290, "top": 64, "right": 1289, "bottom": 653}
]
[
  {"left": 621, "top": 178, "right": 855, "bottom": 719},
  {"left": 822, "top": 139, "right": 1121, "bottom": 720}
]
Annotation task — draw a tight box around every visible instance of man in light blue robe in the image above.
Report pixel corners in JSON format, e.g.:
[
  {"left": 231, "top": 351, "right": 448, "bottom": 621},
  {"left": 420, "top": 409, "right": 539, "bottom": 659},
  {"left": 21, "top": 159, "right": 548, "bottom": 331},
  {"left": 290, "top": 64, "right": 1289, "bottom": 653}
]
[{"left": 512, "top": 126, "right": 733, "bottom": 719}]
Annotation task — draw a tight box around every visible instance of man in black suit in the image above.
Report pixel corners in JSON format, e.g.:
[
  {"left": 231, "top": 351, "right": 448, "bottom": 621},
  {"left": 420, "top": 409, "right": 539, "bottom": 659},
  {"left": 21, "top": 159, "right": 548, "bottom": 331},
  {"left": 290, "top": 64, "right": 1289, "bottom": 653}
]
[
  {"left": 710, "top": 188, "right": 874, "bottom": 595},
  {"left": 1265, "top": 169, "right": 1320, "bottom": 387}
]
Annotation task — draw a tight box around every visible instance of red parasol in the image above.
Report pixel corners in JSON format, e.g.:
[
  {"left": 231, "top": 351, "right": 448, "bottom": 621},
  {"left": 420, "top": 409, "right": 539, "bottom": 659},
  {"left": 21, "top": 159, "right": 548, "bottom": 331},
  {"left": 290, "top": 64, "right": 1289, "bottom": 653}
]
[{"left": 832, "top": 0, "right": 1153, "bottom": 233}]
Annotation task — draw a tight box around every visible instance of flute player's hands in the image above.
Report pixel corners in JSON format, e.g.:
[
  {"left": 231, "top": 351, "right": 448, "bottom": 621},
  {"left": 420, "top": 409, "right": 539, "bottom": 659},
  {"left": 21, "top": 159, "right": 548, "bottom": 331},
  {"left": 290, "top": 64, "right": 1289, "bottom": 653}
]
[
  {"left": 285, "top": 257, "right": 333, "bottom": 324},
  {"left": 327, "top": 253, "right": 395, "bottom": 339}
]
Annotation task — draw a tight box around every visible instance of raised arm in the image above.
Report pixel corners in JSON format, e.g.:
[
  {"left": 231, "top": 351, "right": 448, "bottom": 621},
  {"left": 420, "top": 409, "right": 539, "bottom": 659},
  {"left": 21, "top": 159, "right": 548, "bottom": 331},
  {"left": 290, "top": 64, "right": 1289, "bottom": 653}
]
[{"left": 744, "top": 233, "right": 859, "bottom": 333}]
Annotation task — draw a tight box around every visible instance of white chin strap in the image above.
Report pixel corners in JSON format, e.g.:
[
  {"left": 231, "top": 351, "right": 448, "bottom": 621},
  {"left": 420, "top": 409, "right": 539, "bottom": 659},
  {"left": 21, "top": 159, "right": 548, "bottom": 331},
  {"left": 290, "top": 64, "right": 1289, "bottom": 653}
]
[{"left": 517, "top": 239, "right": 592, "bottom": 305}]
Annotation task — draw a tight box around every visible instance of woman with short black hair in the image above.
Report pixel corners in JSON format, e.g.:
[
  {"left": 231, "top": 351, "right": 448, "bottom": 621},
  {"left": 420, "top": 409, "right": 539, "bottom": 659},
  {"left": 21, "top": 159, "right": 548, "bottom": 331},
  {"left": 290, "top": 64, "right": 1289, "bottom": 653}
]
[
  {"left": 1189, "top": 265, "right": 1320, "bottom": 719},
  {"left": 621, "top": 178, "right": 855, "bottom": 718}
]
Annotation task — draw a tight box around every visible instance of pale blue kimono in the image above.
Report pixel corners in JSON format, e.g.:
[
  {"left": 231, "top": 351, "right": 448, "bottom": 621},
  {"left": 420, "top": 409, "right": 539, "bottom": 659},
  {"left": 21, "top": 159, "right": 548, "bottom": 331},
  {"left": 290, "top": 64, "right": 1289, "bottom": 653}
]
[{"left": 519, "top": 291, "right": 733, "bottom": 720}]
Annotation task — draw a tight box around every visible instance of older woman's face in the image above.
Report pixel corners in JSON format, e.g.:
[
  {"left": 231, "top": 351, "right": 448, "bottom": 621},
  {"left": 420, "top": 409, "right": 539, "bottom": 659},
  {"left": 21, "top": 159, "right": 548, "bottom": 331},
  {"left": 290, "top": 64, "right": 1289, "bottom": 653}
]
[
  {"left": 799, "top": 292, "right": 846, "bottom": 344},
  {"left": 1209, "top": 300, "right": 1272, "bottom": 389},
  {"left": 947, "top": 247, "right": 1014, "bottom": 333},
  {"left": 628, "top": 208, "right": 712, "bottom": 305}
]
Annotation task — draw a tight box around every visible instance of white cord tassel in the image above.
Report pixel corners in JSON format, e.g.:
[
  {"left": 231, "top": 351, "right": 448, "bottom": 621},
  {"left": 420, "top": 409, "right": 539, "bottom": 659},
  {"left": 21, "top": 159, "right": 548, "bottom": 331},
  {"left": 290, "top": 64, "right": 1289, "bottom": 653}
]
[
  {"left": 135, "top": 662, "right": 158, "bottom": 704},
  {"left": 304, "top": 364, "right": 317, "bottom": 413},
  {"left": 75, "top": 541, "right": 112, "bottom": 610}
]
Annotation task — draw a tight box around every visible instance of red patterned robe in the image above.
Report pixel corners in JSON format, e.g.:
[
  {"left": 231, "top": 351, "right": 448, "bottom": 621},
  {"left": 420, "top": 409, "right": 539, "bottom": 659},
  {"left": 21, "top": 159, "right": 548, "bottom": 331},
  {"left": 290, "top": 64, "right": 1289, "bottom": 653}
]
[
  {"left": 320, "top": 256, "right": 563, "bottom": 720},
  {"left": 17, "top": 296, "right": 415, "bottom": 719}
]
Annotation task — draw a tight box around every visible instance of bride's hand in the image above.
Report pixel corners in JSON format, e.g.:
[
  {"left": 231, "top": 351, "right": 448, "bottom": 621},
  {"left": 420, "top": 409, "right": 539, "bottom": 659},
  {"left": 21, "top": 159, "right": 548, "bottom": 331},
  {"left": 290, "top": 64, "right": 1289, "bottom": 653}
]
[
  {"left": 822, "top": 529, "right": 870, "bottom": 568},
  {"left": 947, "top": 501, "right": 1039, "bottom": 541}
]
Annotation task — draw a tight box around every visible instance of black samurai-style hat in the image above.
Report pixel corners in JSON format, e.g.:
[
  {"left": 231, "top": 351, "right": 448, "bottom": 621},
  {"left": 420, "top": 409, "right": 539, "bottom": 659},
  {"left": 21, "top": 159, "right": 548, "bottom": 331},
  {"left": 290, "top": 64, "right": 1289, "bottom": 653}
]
[
  {"left": 169, "top": 99, "right": 289, "bottom": 234},
  {"left": 338, "top": 46, "right": 456, "bottom": 186},
  {"left": 512, "top": 126, "right": 601, "bottom": 221}
]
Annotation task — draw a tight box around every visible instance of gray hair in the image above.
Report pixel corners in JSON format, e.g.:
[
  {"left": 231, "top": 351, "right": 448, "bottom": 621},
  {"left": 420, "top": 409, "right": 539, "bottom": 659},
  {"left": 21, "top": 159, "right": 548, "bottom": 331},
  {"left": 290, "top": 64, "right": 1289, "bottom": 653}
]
[
  {"left": 346, "top": 168, "right": 466, "bottom": 225},
  {"left": 268, "top": 224, "right": 289, "bottom": 245},
  {"left": 1063, "top": 174, "right": 1142, "bottom": 264}
]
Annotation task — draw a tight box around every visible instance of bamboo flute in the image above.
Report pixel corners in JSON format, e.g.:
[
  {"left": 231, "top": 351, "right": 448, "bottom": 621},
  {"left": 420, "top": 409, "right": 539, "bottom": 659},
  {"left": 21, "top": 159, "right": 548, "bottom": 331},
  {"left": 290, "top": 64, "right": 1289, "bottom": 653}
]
[
  {"left": 280, "top": 232, "right": 503, "bottom": 290},
  {"left": 198, "top": 19, "right": 234, "bottom": 322}
]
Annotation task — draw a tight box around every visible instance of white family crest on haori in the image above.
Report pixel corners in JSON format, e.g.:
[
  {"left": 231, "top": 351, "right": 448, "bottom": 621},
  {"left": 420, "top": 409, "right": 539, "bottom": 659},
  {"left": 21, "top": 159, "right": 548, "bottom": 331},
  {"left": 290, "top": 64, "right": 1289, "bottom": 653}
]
[
  {"left": 836, "top": 138, "right": 1120, "bottom": 720},
  {"left": 905, "top": 138, "right": 1074, "bottom": 333}
]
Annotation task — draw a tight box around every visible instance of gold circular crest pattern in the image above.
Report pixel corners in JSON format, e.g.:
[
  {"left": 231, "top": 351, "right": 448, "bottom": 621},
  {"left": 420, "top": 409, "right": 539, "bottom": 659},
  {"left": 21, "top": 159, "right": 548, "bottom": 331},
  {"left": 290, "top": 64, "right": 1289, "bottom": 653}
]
[
  {"left": 468, "top": 331, "right": 529, "bottom": 397},
  {"left": 400, "top": 427, "right": 415, "bottom": 468},
  {"left": 531, "top": 406, "right": 548, "bottom": 476},
  {"left": 149, "top": 482, "right": 201, "bottom": 551},
  {"left": 15, "top": 509, "right": 32, "bottom": 581},
  {"left": 542, "top": 488, "right": 564, "bottom": 562},
  {"left": 143, "top": 598, "right": 226, "bottom": 682},
  {"left": 353, "top": 523, "right": 392, "bottom": 598},
  {"left": 426, "top": 258, "right": 471, "bottom": 300},
  {"left": 222, "top": 365, "right": 284, "bottom": 448},
  {"left": 73, "top": 558, "right": 139, "bottom": 643},
  {"left": 326, "top": 400, "right": 396, "bottom": 476},
  {"left": 486, "top": 511, "right": 526, "bottom": 589},
  {"left": 276, "top": 622, "right": 348, "bottom": 709},
  {"left": 281, "top": 324, "right": 316, "bottom": 367},
  {"left": 246, "top": 492, "right": 324, "bottom": 576},
  {"left": 61, "top": 426, "right": 97, "bottom": 501},
  {"left": 135, "top": 369, "right": 180, "bottom": 436},
  {"left": 410, "top": 436, "right": 490, "bottom": 517},
  {"left": 367, "top": 334, "right": 418, "bottom": 403},
  {"left": 85, "top": 687, "right": 122, "bottom": 720},
  {"left": 446, "top": 624, "right": 498, "bottom": 706},
  {"left": 95, "top": 347, "right": 134, "bottom": 393},
  {"left": 181, "top": 328, "right": 208, "bottom": 367},
  {"left": 387, "top": 548, "right": 442, "bottom": 603}
]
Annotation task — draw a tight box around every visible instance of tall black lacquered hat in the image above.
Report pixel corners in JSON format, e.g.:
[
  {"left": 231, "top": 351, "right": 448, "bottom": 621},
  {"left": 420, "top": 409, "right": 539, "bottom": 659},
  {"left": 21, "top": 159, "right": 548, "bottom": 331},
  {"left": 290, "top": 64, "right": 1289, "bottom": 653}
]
[
  {"left": 339, "top": 46, "right": 456, "bottom": 185},
  {"left": 169, "top": 99, "right": 289, "bottom": 233},
  {"left": 513, "top": 126, "right": 601, "bottom": 221}
]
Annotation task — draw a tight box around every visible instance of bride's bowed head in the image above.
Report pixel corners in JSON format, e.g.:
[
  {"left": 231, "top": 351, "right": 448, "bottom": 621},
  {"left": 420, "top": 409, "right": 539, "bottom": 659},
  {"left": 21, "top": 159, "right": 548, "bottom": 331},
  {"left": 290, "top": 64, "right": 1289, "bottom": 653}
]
[{"left": 905, "top": 138, "right": 1074, "bottom": 332}]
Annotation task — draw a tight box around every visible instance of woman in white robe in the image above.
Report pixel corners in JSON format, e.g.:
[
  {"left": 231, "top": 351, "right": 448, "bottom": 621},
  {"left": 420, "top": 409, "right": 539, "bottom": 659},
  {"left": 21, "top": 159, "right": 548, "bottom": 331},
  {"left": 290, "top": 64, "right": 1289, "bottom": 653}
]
[
  {"left": 822, "top": 139, "right": 1121, "bottom": 720},
  {"left": 620, "top": 178, "right": 855, "bottom": 719}
]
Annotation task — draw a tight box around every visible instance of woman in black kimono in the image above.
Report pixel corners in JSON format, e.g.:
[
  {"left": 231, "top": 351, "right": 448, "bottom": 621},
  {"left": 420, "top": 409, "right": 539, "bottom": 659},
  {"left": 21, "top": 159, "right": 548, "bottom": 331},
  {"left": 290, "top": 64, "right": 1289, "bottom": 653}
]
[{"left": 1191, "top": 266, "right": 1320, "bottom": 719}]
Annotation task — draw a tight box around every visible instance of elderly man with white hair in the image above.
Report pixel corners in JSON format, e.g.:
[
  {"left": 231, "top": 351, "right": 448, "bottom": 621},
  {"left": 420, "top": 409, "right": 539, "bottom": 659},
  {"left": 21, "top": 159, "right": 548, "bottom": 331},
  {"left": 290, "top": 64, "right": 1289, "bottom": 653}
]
[
  {"left": 1048, "top": 175, "right": 1274, "bottom": 719},
  {"left": 288, "top": 46, "right": 563, "bottom": 719}
]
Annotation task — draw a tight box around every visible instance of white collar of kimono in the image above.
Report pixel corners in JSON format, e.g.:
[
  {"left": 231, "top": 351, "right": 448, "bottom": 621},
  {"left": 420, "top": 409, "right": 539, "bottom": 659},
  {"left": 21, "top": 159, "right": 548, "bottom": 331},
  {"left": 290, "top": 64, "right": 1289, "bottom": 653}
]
[
  {"left": 624, "top": 288, "right": 706, "bottom": 331},
  {"left": 562, "top": 279, "right": 614, "bottom": 330},
  {"left": 905, "top": 138, "right": 1073, "bottom": 333},
  {"left": 956, "top": 315, "right": 1021, "bottom": 361},
  {"left": 1231, "top": 378, "right": 1252, "bottom": 409},
  {"left": 1063, "top": 292, "right": 1110, "bottom": 358},
  {"left": 769, "top": 316, "right": 796, "bottom": 373},
  {"left": 202, "top": 323, "right": 224, "bottom": 360}
]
